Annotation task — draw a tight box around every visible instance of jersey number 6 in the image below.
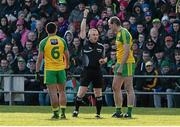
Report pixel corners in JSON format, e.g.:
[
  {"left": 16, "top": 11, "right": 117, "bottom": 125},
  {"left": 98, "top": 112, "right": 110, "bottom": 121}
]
[{"left": 51, "top": 46, "right": 60, "bottom": 59}]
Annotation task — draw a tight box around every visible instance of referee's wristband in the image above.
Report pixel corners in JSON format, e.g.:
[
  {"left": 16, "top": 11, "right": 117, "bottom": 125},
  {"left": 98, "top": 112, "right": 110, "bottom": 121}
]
[{"left": 83, "top": 17, "right": 87, "bottom": 19}]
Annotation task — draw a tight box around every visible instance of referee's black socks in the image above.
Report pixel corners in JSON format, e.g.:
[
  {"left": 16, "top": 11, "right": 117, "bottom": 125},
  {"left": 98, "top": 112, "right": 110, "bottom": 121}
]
[
  {"left": 74, "top": 96, "right": 82, "bottom": 112},
  {"left": 96, "top": 96, "right": 102, "bottom": 115}
]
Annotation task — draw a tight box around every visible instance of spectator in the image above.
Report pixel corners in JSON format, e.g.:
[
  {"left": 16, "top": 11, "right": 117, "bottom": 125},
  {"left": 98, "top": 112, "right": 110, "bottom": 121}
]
[
  {"left": 14, "top": 19, "right": 30, "bottom": 47},
  {"left": 137, "top": 34, "right": 145, "bottom": 49},
  {"left": 152, "top": 18, "right": 166, "bottom": 39},
  {"left": 153, "top": 48, "right": 165, "bottom": 71},
  {"left": 55, "top": 0, "right": 69, "bottom": 19},
  {"left": 4, "top": 43, "right": 12, "bottom": 56},
  {"left": 164, "top": 35, "right": 175, "bottom": 61},
  {"left": 144, "top": 11, "right": 153, "bottom": 34},
  {"left": 132, "top": 41, "right": 143, "bottom": 62},
  {"left": 88, "top": 2, "right": 101, "bottom": 21},
  {"left": 149, "top": 27, "right": 164, "bottom": 49},
  {"left": 96, "top": 19, "right": 107, "bottom": 41},
  {"left": 0, "top": 16, "right": 11, "bottom": 35},
  {"left": 35, "top": 0, "right": 54, "bottom": 18},
  {"left": 56, "top": 13, "right": 69, "bottom": 37},
  {"left": 106, "top": 5, "right": 115, "bottom": 18},
  {"left": 132, "top": 2, "right": 144, "bottom": 23},
  {"left": 69, "top": 37, "right": 81, "bottom": 73},
  {"left": 12, "top": 45, "right": 21, "bottom": 58},
  {"left": 128, "top": 15, "right": 137, "bottom": 36},
  {"left": 0, "top": 0, "right": 20, "bottom": 19},
  {"left": 63, "top": 30, "right": 74, "bottom": 53},
  {"left": 161, "top": 15, "right": 171, "bottom": 33},
  {"left": 0, "top": 59, "right": 13, "bottom": 104},
  {"left": 103, "top": 0, "right": 119, "bottom": 15},
  {"left": 22, "top": 0, "right": 37, "bottom": 13},
  {"left": 135, "top": 22, "right": 146, "bottom": 40},
  {"left": 21, "top": 40, "right": 35, "bottom": 60},
  {"left": 134, "top": 51, "right": 151, "bottom": 88},
  {"left": 25, "top": 58, "right": 40, "bottom": 105},
  {"left": 68, "top": 0, "right": 86, "bottom": 30},
  {"left": 122, "top": 20, "right": 136, "bottom": 38},
  {"left": 143, "top": 38, "right": 156, "bottom": 57},
  {"left": 34, "top": 20, "right": 47, "bottom": 44},
  {"left": 173, "top": 49, "right": 180, "bottom": 107},
  {"left": 14, "top": 57, "right": 29, "bottom": 74},
  {"left": 11, "top": 33, "right": 23, "bottom": 52},
  {"left": 6, "top": 51, "right": 18, "bottom": 72},
  {"left": 117, "top": 1, "right": 128, "bottom": 21},
  {"left": 106, "top": 50, "right": 116, "bottom": 75},
  {"left": 27, "top": 31, "right": 38, "bottom": 49},
  {"left": 66, "top": 74, "right": 80, "bottom": 104},
  {"left": 154, "top": 60, "right": 175, "bottom": 108},
  {"left": 136, "top": 61, "right": 159, "bottom": 107},
  {"left": 171, "top": 19, "right": 180, "bottom": 44}
]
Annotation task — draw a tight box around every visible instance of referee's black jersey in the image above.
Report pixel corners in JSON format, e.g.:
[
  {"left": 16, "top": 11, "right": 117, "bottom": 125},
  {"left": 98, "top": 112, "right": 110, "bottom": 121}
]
[{"left": 79, "top": 38, "right": 105, "bottom": 69}]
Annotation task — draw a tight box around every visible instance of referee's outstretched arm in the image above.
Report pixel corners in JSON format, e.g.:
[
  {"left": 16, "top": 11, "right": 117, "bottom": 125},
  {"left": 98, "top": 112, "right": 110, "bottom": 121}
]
[{"left": 80, "top": 9, "right": 89, "bottom": 39}]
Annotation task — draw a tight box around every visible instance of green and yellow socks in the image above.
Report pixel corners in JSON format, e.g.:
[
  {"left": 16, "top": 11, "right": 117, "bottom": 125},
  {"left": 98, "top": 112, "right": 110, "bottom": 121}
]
[
  {"left": 52, "top": 107, "right": 60, "bottom": 119},
  {"left": 52, "top": 106, "right": 66, "bottom": 119},
  {"left": 115, "top": 105, "right": 133, "bottom": 116},
  {"left": 127, "top": 105, "right": 133, "bottom": 116},
  {"left": 115, "top": 107, "right": 122, "bottom": 114}
]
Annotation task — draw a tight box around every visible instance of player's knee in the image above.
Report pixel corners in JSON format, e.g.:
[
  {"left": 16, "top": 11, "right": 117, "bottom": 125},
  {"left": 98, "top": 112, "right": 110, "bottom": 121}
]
[
  {"left": 112, "top": 85, "right": 120, "bottom": 92},
  {"left": 94, "top": 90, "right": 102, "bottom": 97},
  {"left": 77, "top": 90, "right": 86, "bottom": 98},
  {"left": 126, "top": 86, "right": 135, "bottom": 94}
]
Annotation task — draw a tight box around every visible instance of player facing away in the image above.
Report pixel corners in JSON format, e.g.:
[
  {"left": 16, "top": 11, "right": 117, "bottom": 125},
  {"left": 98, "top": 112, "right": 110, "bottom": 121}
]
[
  {"left": 108, "top": 16, "right": 135, "bottom": 118},
  {"left": 35, "top": 22, "right": 70, "bottom": 119},
  {"left": 72, "top": 9, "right": 107, "bottom": 118}
]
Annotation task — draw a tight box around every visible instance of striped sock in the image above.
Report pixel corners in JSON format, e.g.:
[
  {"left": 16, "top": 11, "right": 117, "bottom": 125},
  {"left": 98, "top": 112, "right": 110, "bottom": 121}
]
[
  {"left": 116, "top": 107, "right": 122, "bottom": 114},
  {"left": 60, "top": 106, "right": 66, "bottom": 116},
  {"left": 52, "top": 107, "right": 59, "bottom": 116},
  {"left": 127, "top": 105, "right": 133, "bottom": 115}
]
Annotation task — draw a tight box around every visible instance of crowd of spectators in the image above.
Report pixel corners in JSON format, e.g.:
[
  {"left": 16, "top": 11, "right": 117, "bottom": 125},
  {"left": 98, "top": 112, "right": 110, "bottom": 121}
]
[{"left": 0, "top": 0, "right": 180, "bottom": 107}]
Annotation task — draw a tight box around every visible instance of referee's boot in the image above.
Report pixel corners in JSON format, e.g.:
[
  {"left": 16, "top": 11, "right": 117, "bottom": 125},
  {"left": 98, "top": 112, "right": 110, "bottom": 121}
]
[
  {"left": 112, "top": 112, "right": 123, "bottom": 118},
  {"left": 72, "top": 110, "right": 78, "bottom": 117},
  {"left": 95, "top": 114, "right": 102, "bottom": 119}
]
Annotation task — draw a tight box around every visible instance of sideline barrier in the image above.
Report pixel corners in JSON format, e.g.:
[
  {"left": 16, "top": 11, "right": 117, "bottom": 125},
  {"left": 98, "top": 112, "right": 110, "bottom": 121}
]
[{"left": 0, "top": 74, "right": 179, "bottom": 105}]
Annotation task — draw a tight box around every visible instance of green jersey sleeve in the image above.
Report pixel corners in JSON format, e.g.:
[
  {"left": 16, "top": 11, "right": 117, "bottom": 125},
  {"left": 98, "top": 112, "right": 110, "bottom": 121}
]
[
  {"left": 39, "top": 37, "right": 48, "bottom": 52},
  {"left": 61, "top": 38, "right": 68, "bottom": 51},
  {"left": 122, "top": 29, "right": 130, "bottom": 44}
]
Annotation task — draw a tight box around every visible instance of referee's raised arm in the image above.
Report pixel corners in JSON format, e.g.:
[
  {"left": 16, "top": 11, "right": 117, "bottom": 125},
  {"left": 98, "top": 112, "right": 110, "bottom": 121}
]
[{"left": 80, "top": 9, "right": 89, "bottom": 39}]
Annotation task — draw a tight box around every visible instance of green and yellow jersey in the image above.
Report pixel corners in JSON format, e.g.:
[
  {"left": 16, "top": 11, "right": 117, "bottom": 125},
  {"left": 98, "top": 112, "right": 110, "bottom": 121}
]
[
  {"left": 115, "top": 27, "right": 135, "bottom": 64},
  {"left": 39, "top": 35, "right": 67, "bottom": 71}
]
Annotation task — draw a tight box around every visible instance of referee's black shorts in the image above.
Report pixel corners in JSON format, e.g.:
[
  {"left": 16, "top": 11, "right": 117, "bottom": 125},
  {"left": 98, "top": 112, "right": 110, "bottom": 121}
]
[{"left": 80, "top": 68, "right": 104, "bottom": 88}]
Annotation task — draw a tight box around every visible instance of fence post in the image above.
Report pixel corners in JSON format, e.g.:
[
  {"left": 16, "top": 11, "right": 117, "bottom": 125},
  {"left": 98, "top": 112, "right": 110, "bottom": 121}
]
[{"left": 9, "top": 76, "right": 13, "bottom": 106}]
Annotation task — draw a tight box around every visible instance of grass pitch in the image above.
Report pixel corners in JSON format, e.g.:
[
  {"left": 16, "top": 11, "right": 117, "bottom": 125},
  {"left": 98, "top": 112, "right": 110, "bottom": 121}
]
[{"left": 0, "top": 106, "right": 180, "bottom": 126}]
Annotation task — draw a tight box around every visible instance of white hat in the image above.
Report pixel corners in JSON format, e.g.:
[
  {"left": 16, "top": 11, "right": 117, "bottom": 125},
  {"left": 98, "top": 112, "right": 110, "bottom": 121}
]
[
  {"left": 145, "top": 61, "right": 153, "bottom": 66},
  {"left": 161, "top": 15, "right": 169, "bottom": 21}
]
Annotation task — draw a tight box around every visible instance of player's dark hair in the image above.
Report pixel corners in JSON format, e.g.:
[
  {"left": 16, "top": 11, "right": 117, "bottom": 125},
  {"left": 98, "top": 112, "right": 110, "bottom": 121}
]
[
  {"left": 109, "top": 16, "right": 121, "bottom": 26},
  {"left": 46, "top": 22, "right": 57, "bottom": 34}
]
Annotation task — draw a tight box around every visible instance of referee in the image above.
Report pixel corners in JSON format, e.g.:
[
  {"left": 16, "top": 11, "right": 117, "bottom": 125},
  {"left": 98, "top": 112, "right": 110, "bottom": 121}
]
[{"left": 72, "top": 9, "right": 107, "bottom": 118}]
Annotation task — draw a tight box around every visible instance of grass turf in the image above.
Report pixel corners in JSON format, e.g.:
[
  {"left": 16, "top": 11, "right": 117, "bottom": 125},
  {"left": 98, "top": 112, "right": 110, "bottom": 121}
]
[{"left": 0, "top": 106, "right": 180, "bottom": 126}]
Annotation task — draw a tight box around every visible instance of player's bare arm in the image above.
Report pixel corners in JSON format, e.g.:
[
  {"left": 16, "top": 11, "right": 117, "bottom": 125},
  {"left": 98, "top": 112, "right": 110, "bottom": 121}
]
[
  {"left": 36, "top": 52, "right": 43, "bottom": 72},
  {"left": 64, "top": 50, "right": 70, "bottom": 69}
]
